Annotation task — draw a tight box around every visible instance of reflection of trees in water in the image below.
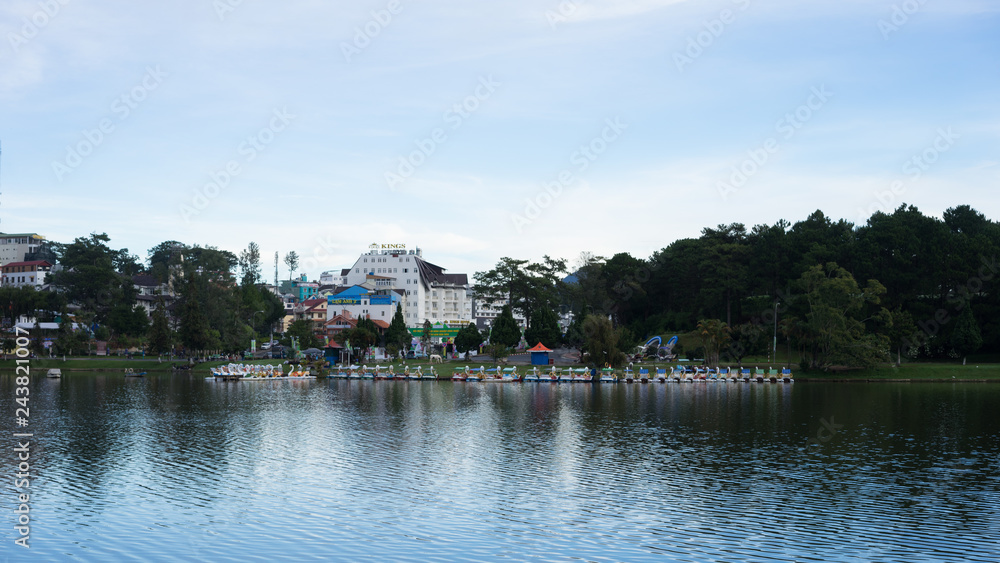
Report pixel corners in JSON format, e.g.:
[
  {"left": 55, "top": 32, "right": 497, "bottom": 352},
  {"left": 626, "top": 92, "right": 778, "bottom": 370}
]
[
  {"left": 22, "top": 375, "right": 1000, "bottom": 560},
  {"left": 54, "top": 375, "right": 119, "bottom": 502}
]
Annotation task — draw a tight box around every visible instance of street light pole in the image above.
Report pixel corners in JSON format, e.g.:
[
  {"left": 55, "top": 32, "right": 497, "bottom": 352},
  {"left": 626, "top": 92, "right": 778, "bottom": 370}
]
[
  {"left": 773, "top": 300, "right": 779, "bottom": 366},
  {"left": 251, "top": 310, "right": 264, "bottom": 354}
]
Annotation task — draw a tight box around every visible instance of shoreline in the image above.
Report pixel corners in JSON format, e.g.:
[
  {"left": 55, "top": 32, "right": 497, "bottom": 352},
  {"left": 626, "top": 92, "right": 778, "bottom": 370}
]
[
  {"left": 6, "top": 358, "right": 1000, "bottom": 382},
  {"left": 7, "top": 368, "right": 1000, "bottom": 383}
]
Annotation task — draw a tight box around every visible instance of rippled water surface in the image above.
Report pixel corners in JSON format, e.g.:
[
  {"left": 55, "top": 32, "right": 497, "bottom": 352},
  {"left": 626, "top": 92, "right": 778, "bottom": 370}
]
[{"left": 3, "top": 374, "right": 999, "bottom": 562}]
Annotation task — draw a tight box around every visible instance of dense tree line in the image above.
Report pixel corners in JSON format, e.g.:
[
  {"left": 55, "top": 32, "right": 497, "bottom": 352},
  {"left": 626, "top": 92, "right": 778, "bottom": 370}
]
[
  {"left": 18, "top": 204, "right": 998, "bottom": 367},
  {"left": 476, "top": 205, "right": 999, "bottom": 368},
  {"left": 15, "top": 235, "right": 285, "bottom": 356},
  {"left": 152, "top": 240, "right": 284, "bottom": 355}
]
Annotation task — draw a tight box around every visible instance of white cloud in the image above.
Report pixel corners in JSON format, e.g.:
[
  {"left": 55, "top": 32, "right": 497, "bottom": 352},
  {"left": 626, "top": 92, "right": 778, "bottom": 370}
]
[{"left": 0, "top": 0, "right": 996, "bottom": 280}]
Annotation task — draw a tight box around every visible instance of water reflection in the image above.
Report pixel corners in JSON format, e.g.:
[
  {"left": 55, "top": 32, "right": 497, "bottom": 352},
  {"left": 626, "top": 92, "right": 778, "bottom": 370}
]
[{"left": 1, "top": 375, "right": 998, "bottom": 562}]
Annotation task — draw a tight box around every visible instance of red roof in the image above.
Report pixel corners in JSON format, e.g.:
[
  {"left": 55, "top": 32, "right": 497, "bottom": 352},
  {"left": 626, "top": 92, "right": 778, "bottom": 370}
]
[
  {"left": 527, "top": 342, "right": 552, "bottom": 352},
  {"left": 324, "top": 316, "right": 357, "bottom": 327},
  {"left": 3, "top": 260, "right": 52, "bottom": 268},
  {"left": 372, "top": 320, "right": 390, "bottom": 329},
  {"left": 299, "top": 298, "right": 327, "bottom": 312}
]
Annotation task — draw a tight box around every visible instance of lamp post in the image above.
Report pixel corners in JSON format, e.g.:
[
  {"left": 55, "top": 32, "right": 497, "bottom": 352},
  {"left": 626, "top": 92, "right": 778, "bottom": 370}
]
[
  {"left": 772, "top": 300, "right": 779, "bottom": 366},
  {"left": 268, "top": 320, "right": 274, "bottom": 359},
  {"left": 251, "top": 310, "right": 264, "bottom": 354}
]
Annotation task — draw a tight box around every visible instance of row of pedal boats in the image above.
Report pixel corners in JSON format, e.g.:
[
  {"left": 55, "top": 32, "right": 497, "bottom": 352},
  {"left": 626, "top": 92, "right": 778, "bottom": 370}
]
[
  {"left": 208, "top": 363, "right": 794, "bottom": 383},
  {"left": 208, "top": 363, "right": 315, "bottom": 380},
  {"left": 326, "top": 365, "right": 794, "bottom": 383}
]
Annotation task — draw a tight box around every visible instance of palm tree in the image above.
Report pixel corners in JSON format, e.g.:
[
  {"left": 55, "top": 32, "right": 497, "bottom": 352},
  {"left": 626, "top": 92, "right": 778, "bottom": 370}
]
[{"left": 696, "top": 319, "right": 730, "bottom": 367}]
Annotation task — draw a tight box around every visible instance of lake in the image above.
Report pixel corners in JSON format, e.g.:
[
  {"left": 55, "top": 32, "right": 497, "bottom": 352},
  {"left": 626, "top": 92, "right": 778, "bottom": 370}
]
[{"left": 3, "top": 374, "right": 999, "bottom": 562}]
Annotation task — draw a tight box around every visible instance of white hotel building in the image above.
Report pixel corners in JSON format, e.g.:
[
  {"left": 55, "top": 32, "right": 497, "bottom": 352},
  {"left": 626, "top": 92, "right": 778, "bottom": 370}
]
[
  {"left": 0, "top": 233, "right": 46, "bottom": 266},
  {"left": 341, "top": 245, "right": 472, "bottom": 328}
]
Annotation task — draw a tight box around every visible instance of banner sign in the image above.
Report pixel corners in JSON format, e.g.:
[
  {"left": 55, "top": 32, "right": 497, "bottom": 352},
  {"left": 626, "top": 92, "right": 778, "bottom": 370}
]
[
  {"left": 407, "top": 327, "right": 460, "bottom": 338},
  {"left": 328, "top": 297, "right": 363, "bottom": 305}
]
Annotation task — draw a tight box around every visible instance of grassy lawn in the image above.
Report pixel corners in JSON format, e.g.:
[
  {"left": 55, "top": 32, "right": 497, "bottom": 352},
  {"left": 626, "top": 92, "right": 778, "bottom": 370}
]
[
  {"left": 813, "top": 363, "right": 1000, "bottom": 380},
  {"left": 0, "top": 358, "right": 180, "bottom": 372}
]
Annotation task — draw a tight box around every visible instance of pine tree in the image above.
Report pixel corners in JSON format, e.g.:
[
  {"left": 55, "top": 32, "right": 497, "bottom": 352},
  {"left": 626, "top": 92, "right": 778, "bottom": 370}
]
[
  {"left": 31, "top": 318, "right": 44, "bottom": 356},
  {"left": 490, "top": 305, "right": 521, "bottom": 348},
  {"left": 284, "top": 251, "right": 300, "bottom": 282},
  {"left": 421, "top": 319, "right": 432, "bottom": 348},
  {"left": 524, "top": 306, "right": 561, "bottom": 349},
  {"left": 951, "top": 306, "right": 982, "bottom": 365},
  {"left": 179, "top": 280, "right": 210, "bottom": 353},
  {"left": 563, "top": 314, "right": 585, "bottom": 351},
  {"left": 53, "top": 308, "right": 76, "bottom": 356},
  {"left": 385, "top": 305, "right": 410, "bottom": 351},
  {"left": 148, "top": 296, "right": 173, "bottom": 355},
  {"left": 455, "top": 324, "right": 483, "bottom": 353}
]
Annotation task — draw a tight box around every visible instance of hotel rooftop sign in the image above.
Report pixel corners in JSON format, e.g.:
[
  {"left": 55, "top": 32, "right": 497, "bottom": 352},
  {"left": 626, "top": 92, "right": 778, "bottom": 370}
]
[{"left": 370, "top": 243, "right": 406, "bottom": 250}]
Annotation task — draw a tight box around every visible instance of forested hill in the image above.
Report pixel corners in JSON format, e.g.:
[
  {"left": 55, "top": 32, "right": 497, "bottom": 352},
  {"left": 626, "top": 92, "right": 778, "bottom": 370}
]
[{"left": 480, "top": 204, "right": 999, "bottom": 368}]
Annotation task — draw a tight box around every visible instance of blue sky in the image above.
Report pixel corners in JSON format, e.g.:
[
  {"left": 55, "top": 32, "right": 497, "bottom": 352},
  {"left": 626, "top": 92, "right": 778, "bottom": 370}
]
[{"left": 1, "top": 0, "right": 998, "bottom": 279}]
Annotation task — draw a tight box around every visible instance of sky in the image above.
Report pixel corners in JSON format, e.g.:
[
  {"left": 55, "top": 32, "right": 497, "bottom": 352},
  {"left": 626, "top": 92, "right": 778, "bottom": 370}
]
[{"left": 1, "top": 0, "right": 998, "bottom": 281}]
